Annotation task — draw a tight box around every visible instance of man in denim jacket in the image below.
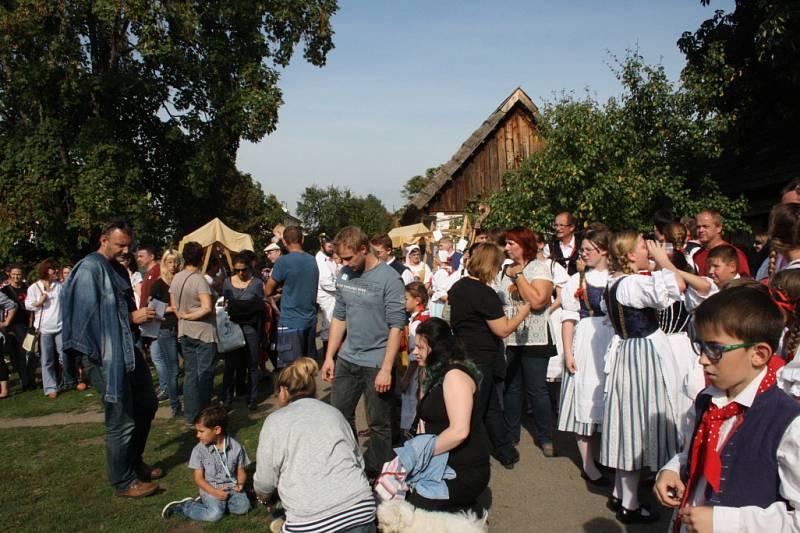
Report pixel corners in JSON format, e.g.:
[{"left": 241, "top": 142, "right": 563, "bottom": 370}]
[{"left": 61, "top": 219, "right": 162, "bottom": 498}]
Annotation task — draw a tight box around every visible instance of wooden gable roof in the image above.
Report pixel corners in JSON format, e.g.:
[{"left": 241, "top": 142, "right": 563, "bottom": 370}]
[{"left": 409, "top": 87, "right": 543, "bottom": 214}]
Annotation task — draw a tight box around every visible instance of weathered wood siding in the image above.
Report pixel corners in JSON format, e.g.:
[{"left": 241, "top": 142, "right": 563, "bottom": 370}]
[{"left": 427, "top": 104, "right": 544, "bottom": 213}]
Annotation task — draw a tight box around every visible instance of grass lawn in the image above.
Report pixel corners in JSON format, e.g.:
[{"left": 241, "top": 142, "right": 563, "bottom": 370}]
[
  {"left": 2, "top": 412, "right": 276, "bottom": 531},
  {"left": 0, "top": 385, "right": 99, "bottom": 419},
  {"left": 2, "top": 356, "right": 284, "bottom": 531}
]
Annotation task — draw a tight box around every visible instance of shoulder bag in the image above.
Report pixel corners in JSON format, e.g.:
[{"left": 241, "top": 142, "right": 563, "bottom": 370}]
[{"left": 22, "top": 283, "right": 44, "bottom": 355}]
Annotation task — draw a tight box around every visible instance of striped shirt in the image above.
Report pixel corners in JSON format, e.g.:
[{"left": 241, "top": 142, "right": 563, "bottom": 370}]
[{"left": 283, "top": 496, "right": 376, "bottom": 533}]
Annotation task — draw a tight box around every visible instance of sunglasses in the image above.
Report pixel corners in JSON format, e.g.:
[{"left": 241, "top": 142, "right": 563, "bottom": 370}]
[
  {"left": 233, "top": 268, "right": 248, "bottom": 273},
  {"left": 691, "top": 340, "right": 757, "bottom": 363}
]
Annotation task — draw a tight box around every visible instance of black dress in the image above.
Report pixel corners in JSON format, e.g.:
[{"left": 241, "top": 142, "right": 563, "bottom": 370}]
[{"left": 406, "top": 363, "right": 491, "bottom": 512}]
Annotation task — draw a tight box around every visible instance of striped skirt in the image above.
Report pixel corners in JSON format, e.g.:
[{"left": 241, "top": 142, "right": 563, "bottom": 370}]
[
  {"left": 599, "top": 337, "right": 680, "bottom": 471},
  {"left": 557, "top": 368, "right": 597, "bottom": 436}
]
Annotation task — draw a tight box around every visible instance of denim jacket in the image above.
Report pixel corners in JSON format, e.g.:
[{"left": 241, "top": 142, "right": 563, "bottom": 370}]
[
  {"left": 395, "top": 434, "right": 456, "bottom": 499},
  {"left": 61, "top": 252, "right": 136, "bottom": 403}
]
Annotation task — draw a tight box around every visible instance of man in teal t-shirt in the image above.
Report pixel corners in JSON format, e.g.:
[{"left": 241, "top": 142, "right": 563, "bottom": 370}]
[{"left": 265, "top": 226, "right": 319, "bottom": 367}]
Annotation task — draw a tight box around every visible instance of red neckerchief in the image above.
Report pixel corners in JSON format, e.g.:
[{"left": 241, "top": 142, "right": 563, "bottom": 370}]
[
  {"left": 413, "top": 306, "right": 430, "bottom": 323},
  {"left": 676, "top": 360, "right": 780, "bottom": 531},
  {"left": 637, "top": 270, "right": 652, "bottom": 276}
]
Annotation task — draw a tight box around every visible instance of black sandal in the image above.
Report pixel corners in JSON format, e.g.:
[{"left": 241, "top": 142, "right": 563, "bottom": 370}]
[{"left": 616, "top": 504, "right": 660, "bottom": 524}]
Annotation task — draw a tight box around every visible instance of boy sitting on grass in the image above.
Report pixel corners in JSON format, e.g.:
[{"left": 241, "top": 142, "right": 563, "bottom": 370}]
[
  {"left": 162, "top": 405, "right": 251, "bottom": 521},
  {"left": 654, "top": 284, "right": 800, "bottom": 532}
]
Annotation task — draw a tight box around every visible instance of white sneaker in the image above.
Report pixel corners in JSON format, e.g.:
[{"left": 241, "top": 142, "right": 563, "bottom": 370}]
[{"left": 161, "top": 497, "right": 194, "bottom": 518}]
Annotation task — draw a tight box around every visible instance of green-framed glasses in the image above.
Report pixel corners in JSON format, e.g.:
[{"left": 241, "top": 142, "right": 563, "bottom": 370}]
[{"left": 691, "top": 340, "right": 757, "bottom": 363}]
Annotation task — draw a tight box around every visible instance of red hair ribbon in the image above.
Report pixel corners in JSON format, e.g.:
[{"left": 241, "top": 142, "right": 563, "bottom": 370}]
[{"left": 770, "top": 287, "right": 797, "bottom": 314}]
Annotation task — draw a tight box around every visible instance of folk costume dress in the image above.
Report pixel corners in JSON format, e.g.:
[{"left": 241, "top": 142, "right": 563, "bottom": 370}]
[
  {"left": 557, "top": 269, "right": 614, "bottom": 436},
  {"left": 660, "top": 296, "right": 706, "bottom": 444},
  {"left": 600, "top": 271, "right": 682, "bottom": 471}
]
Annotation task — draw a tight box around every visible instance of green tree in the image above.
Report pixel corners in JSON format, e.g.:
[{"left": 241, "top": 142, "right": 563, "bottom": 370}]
[
  {"left": 479, "top": 53, "right": 748, "bottom": 234},
  {"left": 296, "top": 185, "right": 392, "bottom": 240},
  {"left": 678, "top": 1, "right": 800, "bottom": 156},
  {"left": 401, "top": 166, "right": 441, "bottom": 203},
  {"left": 0, "top": 0, "right": 337, "bottom": 264}
]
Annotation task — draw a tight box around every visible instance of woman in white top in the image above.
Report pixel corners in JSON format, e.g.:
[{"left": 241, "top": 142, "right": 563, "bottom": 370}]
[
  {"left": 600, "top": 232, "right": 685, "bottom": 524},
  {"left": 404, "top": 245, "right": 432, "bottom": 288},
  {"left": 117, "top": 252, "right": 143, "bottom": 307},
  {"left": 25, "top": 258, "right": 67, "bottom": 398},
  {"left": 494, "top": 227, "right": 556, "bottom": 457},
  {"left": 558, "top": 227, "right": 614, "bottom": 485}
]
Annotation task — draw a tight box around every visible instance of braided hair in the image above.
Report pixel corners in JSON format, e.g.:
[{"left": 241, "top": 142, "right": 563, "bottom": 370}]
[
  {"left": 609, "top": 231, "right": 640, "bottom": 275},
  {"left": 770, "top": 270, "right": 800, "bottom": 361}
]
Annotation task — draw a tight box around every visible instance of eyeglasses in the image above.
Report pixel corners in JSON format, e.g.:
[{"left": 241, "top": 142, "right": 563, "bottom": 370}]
[
  {"left": 233, "top": 268, "right": 248, "bottom": 273},
  {"left": 691, "top": 340, "right": 757, "bottom": 363}
]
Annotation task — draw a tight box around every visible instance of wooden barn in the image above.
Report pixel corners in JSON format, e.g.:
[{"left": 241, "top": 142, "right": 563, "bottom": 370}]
[{"left": 402, "top": 88, "right": 545, "bottom": 223}]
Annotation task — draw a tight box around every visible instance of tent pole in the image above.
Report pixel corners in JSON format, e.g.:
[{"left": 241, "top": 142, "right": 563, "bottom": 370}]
[
  {"left": 223, "top": 248, "right": 234, "bottom": 272},
  {"left": 201, "top": 245, "right": 212, "bottom": 273}
]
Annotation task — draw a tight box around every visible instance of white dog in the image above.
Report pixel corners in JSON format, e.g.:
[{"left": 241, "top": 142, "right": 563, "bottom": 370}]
[{"left": 377, "top": 499, "right": 488, "bottom": 533}]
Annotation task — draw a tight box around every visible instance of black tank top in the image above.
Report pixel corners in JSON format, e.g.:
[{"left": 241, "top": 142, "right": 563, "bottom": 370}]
[{"left": 416, "top": 364, "right": 490, "bottom": 468}]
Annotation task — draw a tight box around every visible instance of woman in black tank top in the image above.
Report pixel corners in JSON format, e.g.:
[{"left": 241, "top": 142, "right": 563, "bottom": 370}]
[{"left": 406, "top": 318, "right": 490, "bottom": 512}]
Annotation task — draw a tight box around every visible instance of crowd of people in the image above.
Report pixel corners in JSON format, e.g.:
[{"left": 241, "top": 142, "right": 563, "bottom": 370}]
[{"left": 4, "top": 179, "right": 800, "bottom": 532}]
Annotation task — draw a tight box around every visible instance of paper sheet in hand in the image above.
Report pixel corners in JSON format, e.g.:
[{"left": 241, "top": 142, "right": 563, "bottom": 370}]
[{"left": 140, "top": 299, "right": 167, "bottom": 339}]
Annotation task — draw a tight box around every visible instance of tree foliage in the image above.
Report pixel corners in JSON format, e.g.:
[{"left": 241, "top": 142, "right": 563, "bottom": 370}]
[
  {"left": 478, "top": 53, "right": 749, "bottom": 234},
  {"left": 296, "top": 185, "right": 392, "bottom": 240},
  {"left": 678, "top": 0, "right": 800, "bottom": 154},
  {"left": 0, "top": 0, "right": 337, "bottom": 263},
  {"left": 401, "top": 166, "right": 440, "bottom": 203}
]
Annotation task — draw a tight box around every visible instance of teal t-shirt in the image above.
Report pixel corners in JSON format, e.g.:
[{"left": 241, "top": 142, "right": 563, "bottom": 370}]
[{"left": 270, "top": 251, "right": 319, "bottom": 329}]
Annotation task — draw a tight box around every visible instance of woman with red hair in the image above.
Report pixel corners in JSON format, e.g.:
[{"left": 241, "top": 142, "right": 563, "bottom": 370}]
[{"left": 494, "top": 227, "right": 558, "bottom": 457}]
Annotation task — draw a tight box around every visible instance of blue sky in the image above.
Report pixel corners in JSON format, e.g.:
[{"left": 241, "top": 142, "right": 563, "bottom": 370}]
[{"left": 236, "top": 0, "right": 733, "bottom": 214}]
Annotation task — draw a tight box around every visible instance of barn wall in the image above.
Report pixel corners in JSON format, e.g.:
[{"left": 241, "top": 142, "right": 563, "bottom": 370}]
[{"left": 428, "top": 105, "right": 543, "bottom": 213}]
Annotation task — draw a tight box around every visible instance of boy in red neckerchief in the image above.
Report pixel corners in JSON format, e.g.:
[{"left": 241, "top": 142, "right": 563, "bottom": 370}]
[{"left": 654, "top": 284, "right": 800, "bottom": 532}]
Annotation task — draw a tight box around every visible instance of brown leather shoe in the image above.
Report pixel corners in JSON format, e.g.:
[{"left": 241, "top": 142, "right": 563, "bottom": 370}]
[
  {"left": 116, "top": 480, "right": 158, "bottom": 498},
  {"left": 136, "top": 463, "right": 164, "bottom": 481}
]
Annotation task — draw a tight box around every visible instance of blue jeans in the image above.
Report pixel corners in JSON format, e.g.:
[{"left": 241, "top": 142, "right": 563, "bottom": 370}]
[
  {"left": 153, "top": 329, "right": 181, "bottom": 413},
  {"left": 81, "top": 348, "right": 158, "bottom": 491},
  {"left": 180, "top": 336, "right": 217, "bottom": 424},
  {"left": 503, "top": 346, "right": 553, "bottom": 444},
  {"left": 181, "top": 490, "right": 250, "bottom": 522},
  {"left": 40, "top": 332, "right": 64, "bottom": 394},
  {"left": 331, "top": 358, "right": 395, "bottom": 476}
]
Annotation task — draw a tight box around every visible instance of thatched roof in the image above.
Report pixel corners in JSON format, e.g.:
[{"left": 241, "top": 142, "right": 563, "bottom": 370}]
[{"left": 410, "top": 87, "right": 541, "bottom": 211}]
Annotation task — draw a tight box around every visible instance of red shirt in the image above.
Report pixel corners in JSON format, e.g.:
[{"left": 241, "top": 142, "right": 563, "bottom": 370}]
[
  {"left": 138, "top": 263, "right": 161, "bottom": 309},
  {"left": 693, "top": 241, "right": 751, "bottom": 277}
]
